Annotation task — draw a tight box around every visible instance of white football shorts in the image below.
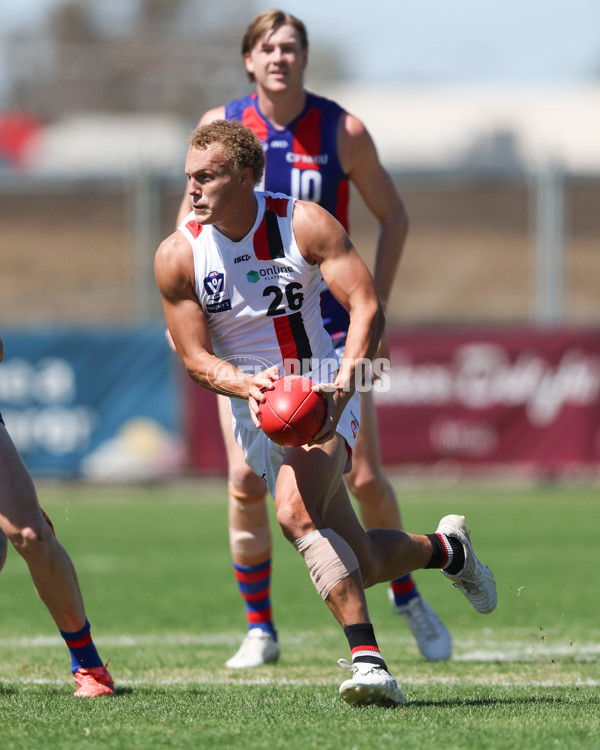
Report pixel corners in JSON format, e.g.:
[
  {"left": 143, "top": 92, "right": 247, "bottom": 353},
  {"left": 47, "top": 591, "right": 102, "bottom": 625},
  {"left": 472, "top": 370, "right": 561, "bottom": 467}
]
[{"left": 231, "top": 389, "right": 361, "bottom": 497}]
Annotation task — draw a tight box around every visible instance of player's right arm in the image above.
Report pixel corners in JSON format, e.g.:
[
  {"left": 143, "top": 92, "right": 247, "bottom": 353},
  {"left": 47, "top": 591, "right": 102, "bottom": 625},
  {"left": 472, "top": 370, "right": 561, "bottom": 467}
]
[
  {"left": 175, "top": 106, "right": 227, "bottom": 226},
  {"left": 292, "top": 200, "right": 384, "bottom": 442},
  {"left": 154, "top": 231, "right": 277, "bottom": 402}
]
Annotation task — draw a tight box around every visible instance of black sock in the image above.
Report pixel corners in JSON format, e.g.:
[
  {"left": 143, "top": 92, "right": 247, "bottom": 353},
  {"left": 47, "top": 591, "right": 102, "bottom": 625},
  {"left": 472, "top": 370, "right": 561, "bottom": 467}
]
[
  {"left": 343, "top": 623, "right": 387, "bottom": 671},
  {"left": 445, "top": 535, "right": 466, "bottom": 574},
  {"left": 425, "top": 532, "right": 465, "bottom": 573}
]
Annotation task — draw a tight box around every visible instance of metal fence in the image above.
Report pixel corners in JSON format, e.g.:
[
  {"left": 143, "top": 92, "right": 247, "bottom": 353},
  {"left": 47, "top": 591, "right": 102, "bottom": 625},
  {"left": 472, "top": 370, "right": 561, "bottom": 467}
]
[{"left": 1, "top": 166, "right": 598, "bottom": 328}]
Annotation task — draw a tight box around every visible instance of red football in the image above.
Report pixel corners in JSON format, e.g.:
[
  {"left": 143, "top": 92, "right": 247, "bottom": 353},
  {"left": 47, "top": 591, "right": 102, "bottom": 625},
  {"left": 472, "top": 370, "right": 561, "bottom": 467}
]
[{"left": 258, "top": 375, "right": 328, "bottom": 447}]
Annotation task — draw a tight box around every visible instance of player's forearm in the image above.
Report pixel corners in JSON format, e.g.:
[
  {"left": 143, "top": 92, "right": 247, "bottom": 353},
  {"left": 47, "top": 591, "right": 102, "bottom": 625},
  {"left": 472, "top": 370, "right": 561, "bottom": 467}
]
[
  {"left": 182, "top": 354, "right": 251, "bottom": 399},
  {"left": 372, "top": 208, "right": 408, "bottom": 307},
  {"left": 334, "top": 301, "right": 384, "bottom": 394}
]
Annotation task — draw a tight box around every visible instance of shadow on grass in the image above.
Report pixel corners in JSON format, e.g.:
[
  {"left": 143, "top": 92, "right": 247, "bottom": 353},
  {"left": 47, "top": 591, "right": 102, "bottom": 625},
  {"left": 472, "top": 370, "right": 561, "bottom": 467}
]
[
  {"left": 0, "top": 685, "right": 20, "bottom": 696},
  {"left": 407, "top": 695, "right": 586, "bottom": 708}
]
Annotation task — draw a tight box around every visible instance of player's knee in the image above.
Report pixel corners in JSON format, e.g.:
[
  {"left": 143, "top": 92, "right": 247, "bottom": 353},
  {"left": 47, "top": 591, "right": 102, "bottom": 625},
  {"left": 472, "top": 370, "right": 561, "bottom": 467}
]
[
  {"left": 228, "top": 462, "right": 267, "bottom": 498},
  {"left": 275, "top": 496, "right": 317, "bottom": 543},
  {"left": 345, "top": 470, "right": 382, "bottom": 504},
  {"left": 8, "top": 522, "right": 55, "bottom": 562},
  {"left": 294, "top": 528, "right": 360, "bottom": 600}
]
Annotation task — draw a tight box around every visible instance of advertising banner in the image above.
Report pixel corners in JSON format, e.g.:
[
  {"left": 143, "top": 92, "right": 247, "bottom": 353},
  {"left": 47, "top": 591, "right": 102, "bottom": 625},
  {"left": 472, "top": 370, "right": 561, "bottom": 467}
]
[
  {"left": 376, "top": 326, "right": 600, "bottom": 472},
  {"left": 184, "top": 326, "right": 600, "bottom": 476},
  {"left": 0, "top": 327, "right": 182, "bottom": 479}
]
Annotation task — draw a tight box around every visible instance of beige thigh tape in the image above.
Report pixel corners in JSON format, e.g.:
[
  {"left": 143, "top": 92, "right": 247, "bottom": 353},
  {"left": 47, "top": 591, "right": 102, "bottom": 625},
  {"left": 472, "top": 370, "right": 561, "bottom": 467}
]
[{"left": 293, "top": 528, "right": 359, "bottom": 600}]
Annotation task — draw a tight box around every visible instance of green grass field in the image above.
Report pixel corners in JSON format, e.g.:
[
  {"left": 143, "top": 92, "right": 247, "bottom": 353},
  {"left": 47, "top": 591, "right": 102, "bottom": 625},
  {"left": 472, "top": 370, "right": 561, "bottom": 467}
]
[{"left": 0, "top": 479, "right": 598, "bottom": 749}]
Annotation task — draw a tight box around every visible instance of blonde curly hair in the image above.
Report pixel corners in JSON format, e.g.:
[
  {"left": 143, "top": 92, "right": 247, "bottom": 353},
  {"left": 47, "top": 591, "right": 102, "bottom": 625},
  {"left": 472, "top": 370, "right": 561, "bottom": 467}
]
[{"left": 188, "top": 119, "right": 265, "bottom": 185}]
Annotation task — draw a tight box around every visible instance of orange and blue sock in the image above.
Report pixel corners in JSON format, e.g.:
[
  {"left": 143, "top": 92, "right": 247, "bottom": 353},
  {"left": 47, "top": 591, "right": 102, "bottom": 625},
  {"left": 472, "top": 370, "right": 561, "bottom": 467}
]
[
  {"left": 60, "top": 619, "right": 103, "bottom": 674},
  {"left": 390, "top": 574, "right": 419, "bottom": 608},
  {"left": 233, "top": 559, "right": 277, "bottom": 639}
]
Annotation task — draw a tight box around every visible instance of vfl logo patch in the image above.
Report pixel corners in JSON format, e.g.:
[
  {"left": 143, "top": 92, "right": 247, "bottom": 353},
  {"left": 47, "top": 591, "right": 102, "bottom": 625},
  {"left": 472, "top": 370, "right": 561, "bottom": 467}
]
[
  {"left": 203, "top": 270, "right": 231, "bottom": 313},
  {"left": 204, "top": 271, "right": 224, "bottom": 295}
]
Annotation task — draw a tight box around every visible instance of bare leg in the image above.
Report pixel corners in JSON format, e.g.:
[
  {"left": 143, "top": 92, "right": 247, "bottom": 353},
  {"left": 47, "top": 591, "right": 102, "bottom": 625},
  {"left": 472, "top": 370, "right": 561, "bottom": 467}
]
[
  {"left": 323, "top": 571, "right": 370, "bottom": 627},
  {"left": 322, "top": 481, "right": 432, "bottom": 588},
  {"left": 0, "top": 424, "right": 86, "bottom": 633},
  {"left": 218, "top": 394, "right": 271, "bottom": 568},
  {"left": 0, "top": 420, "right": 114, "bottom": 695},
  {"left": 344, "top": 389, "right": 453, "bottom": 662},
  {"left": 218, "top": 396, "right": 279, "bottom": 669},
  {"left": 345, "top": 388, "right": 401, "bottom": 530},
  {"left": 274, "top": 436, "right": 432, "bottom": 623},
  {"left": 0, "top": 528, "right": 7, "bottom": 573}
]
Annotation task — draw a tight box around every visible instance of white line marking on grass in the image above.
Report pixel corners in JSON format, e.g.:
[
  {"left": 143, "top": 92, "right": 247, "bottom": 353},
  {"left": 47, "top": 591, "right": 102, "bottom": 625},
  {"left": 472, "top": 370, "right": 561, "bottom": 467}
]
[
  {"left": 451, "top": 637, "right": 600, "bottom": 662},
  {"left": 0, "top": 632, "right": 598, "bottom": 662},
  {"left": 6, "top": 675, "right": 599, "bottom": 689},
  {"left": 0, "top": 633, "right": 245, "bottom": 648}
]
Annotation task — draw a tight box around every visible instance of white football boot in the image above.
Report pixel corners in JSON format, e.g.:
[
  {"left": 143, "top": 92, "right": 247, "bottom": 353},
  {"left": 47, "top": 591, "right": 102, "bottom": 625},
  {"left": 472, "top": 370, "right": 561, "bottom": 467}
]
[
  {"left": 389, "top": 589, "right": 452, "bottom": 661},
  {"left": 338, "top": 659, "right": 405, "bottom": 707},
  {"left": 225, "top": 628, "right": 280, "bottom": 668},
  {"left": 436, "top": 514, "right": 497, "bottom": 614}
]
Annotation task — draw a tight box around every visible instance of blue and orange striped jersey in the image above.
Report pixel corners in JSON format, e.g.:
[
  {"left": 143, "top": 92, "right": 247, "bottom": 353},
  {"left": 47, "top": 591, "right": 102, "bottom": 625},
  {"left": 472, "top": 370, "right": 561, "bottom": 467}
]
[{"left": 225, "top": 92, "right": 351, "bottom": 340}]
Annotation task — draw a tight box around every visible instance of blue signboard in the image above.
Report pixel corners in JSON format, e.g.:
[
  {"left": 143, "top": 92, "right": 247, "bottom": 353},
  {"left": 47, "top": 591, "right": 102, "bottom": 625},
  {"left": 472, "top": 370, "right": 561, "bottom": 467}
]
[{"left": 0, "top": 326, "right": 182, "bottom": 480}]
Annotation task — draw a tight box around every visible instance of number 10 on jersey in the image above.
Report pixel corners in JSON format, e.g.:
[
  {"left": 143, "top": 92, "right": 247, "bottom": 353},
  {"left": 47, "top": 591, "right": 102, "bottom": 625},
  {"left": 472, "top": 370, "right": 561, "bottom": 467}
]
[{"left": 291, "top": 168, "right": 322, "bottom": 203}]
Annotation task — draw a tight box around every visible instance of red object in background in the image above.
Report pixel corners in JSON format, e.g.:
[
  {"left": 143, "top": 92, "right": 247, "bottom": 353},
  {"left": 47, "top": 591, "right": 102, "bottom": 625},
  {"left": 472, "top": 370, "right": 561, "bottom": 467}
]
[
  {"left": 374, "top": 325, "right": 600, "bottom": 474},
  {"left": 183, "top": 326, "right": 600, "bottom": 477},
  {"left": 182, "top": 373, "right": 227, "bottom": 473},
  {"left": 0, "top": 112, "right": 42, "bottom": 166}
]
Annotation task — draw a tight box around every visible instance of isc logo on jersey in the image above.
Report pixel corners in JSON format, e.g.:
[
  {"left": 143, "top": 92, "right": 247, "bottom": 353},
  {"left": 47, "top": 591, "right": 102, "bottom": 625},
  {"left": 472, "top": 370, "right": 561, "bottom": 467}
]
[
  {"left": 203, "top": 270, "right": 232, "bottom": 313},
  {"left": 263, "top": 140, "right": 289, "bottom": 152}
]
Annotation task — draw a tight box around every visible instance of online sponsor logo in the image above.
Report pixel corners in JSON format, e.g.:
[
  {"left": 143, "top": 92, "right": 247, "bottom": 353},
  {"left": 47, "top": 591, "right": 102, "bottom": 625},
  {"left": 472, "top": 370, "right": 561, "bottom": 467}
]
[{"left": 246, "top": 265, "right": 294, "bottom": 283}]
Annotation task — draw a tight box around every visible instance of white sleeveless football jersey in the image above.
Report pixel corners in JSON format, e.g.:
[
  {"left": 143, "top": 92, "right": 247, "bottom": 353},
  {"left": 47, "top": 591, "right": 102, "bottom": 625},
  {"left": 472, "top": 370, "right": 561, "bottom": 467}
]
[{"left": 178, "top": 191, "right": 341, "bottom": 431}]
